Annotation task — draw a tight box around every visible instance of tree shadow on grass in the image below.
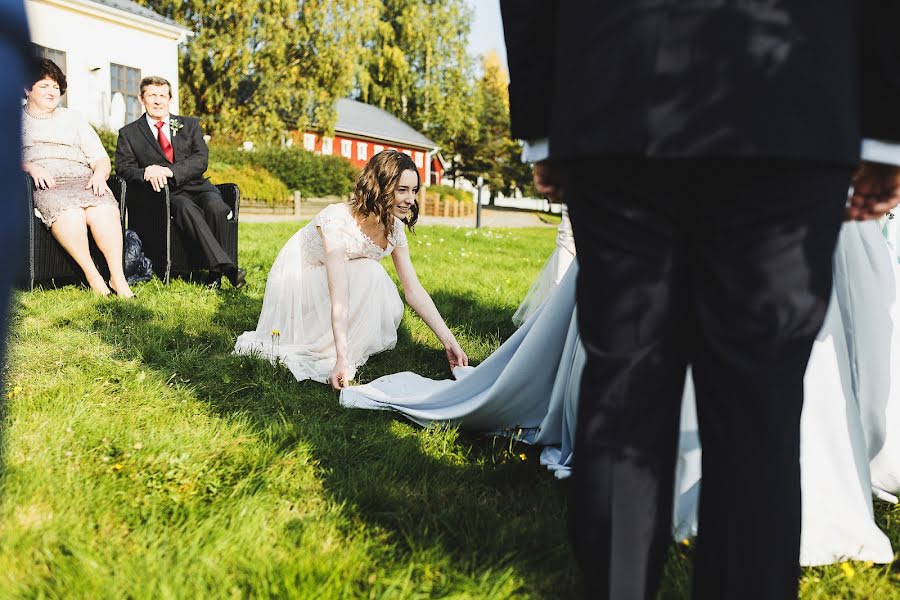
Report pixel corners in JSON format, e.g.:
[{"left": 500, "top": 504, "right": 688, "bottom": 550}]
[{"left": 87, "top": 292, "right": 582, "bottom": 597}]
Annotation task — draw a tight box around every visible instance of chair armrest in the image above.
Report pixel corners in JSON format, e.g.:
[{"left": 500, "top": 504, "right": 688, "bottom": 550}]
[
  {"left": 106, "top": 176, "right": 126, "bottom": 223},
  {"left": 215, "top": 183, "right": 240, "bottom": 220}
]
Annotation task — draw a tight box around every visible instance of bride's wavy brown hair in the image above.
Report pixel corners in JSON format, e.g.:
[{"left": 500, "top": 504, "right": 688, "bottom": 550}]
[{"left": 350, "top": 150, "right": 420, "bottom": 234}]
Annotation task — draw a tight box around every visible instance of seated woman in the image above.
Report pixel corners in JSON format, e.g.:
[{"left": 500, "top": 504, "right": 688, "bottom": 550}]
[
  {"left": 21, "top": 58, "right": 133, "bottom": 297},
  {"left": 235, "top": 150, "right": 467, "bottom": 390}
]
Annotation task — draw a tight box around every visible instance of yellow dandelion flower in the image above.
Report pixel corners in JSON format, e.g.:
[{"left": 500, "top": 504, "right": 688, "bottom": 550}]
[
  {"left": 681, "top": 539, "right": 690, "bottom": 547},
  {"left": 518, "top": 452, "right": 527, "bottom": 461},
  {"left": 840, "top": 562, "right": 856, "bottom": 579},
  {"left": 271, "top": 329, "right": 281, "bottom": 336},
  {"left": 112, "top": 463, "right": 124, "bottom": 471}
]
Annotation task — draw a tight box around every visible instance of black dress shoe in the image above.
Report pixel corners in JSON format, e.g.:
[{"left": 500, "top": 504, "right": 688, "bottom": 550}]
[
  {"left": 226, "top": 267, "right": 247, "bottom": 289},
  {"left": 204, "top": 270, "right": 222, "bottom": 289}
]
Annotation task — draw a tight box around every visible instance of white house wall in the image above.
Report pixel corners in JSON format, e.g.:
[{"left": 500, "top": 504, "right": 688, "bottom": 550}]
[{"left": 25, "top": 0, "right": 185, "bottom": 128}]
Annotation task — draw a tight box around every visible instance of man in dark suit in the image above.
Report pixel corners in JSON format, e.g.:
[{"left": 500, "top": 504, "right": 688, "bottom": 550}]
[
  {"left": 115, "top": 76, "right": 245, "bottom": 288},
  {"left": 501, "top": 2, "right": 900, "bottom": 599}
]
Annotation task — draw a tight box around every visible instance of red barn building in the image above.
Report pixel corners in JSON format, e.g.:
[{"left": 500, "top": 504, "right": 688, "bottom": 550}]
[{"left": 302, "top": 98, "right": 444, "bottom": 186}]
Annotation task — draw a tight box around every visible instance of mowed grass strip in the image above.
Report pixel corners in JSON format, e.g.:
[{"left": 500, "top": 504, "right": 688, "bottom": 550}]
[{"left": 1, "top": 221, "right": 897, "bottom": 599}]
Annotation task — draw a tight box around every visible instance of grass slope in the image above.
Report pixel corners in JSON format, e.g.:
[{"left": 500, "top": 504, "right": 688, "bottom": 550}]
[{"left": 0, "top": 222, "right": 897, "bottom": 599}]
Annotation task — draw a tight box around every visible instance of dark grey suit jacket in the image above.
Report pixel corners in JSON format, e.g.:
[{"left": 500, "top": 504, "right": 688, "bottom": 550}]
[
  {"left": 115, "top": 114, "right": 218, "bottom": 195},
  {"left": 501, "top": 1, "right": 900, "bottom": 166}
]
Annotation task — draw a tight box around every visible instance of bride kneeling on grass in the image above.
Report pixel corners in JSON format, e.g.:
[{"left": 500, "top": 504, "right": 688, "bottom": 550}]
[{"left": 235, "top": 150, "right": 468, "bottom": 390}]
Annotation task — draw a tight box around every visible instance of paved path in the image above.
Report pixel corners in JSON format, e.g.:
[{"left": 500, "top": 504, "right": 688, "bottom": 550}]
[{"left": 240, "top": 206, "right": 557, "bottom": 228}]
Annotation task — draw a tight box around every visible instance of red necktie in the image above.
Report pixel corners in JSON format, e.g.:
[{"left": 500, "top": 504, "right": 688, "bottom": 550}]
[{"left": 154, "top": 120, "right": 174, "bottom": 163}]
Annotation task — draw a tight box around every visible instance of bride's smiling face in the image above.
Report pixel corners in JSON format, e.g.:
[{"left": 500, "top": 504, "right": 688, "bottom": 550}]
[{"left": 390, "top": 169, "right": 419, "bottom": 220}]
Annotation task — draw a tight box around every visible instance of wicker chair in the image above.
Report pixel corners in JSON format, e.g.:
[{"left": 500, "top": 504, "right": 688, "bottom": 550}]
[
  {"left": 19, "top": 176, "right": 126, "bottom": 291},
  {"left": 123, "top": 182, "right": 240, "bottom": 284}
]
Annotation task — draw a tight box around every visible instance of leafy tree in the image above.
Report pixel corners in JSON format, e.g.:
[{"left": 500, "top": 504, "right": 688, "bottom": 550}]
[
  {"left": 455, "top": 52, "right": 533, "bottom": 202},
  {"left": 358, "top": 0, "right": 477, "bottom": 152},
  {"left": 136, "top": 0, "right": 373, "bottom": 143}
]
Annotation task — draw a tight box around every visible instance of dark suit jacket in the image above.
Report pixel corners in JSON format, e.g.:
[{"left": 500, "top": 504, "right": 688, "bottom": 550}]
[
  {"left": 115, "top": 114, "right": 218, "bottom": 195},
  {"left": 501, "top": 1, "right": 900, "bottom": 165}
]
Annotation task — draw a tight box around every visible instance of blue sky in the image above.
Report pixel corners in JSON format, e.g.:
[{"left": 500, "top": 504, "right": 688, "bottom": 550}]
[{"left": 467, "top": 0, "right": 508, "bottom": 73}]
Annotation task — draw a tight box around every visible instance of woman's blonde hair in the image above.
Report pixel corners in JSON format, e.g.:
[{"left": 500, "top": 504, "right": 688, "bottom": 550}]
[{"left": 350, "top": 150, "right": 419, "bottom": 233}]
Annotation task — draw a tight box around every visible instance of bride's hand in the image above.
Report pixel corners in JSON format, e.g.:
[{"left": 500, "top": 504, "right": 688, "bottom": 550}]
[
  {"left": 444, "top": 340, "right": 468, "bottom": 369},
  {"left": 328, "top": 360, "right": 353, "bottom": 391}
]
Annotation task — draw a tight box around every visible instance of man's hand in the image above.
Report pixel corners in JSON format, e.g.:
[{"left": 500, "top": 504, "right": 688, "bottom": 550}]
[
  {"left": 85, "top": 171, "right": 112, "bottom": 197},
  {"left": 847, "top": 161, "right": 900, "bottom": 221},
  {"left": 533, "top": 160, "right": 564, "bottom": 204},
  {"left": 143, "top": 164, "right": 174, "bottom": 193}
]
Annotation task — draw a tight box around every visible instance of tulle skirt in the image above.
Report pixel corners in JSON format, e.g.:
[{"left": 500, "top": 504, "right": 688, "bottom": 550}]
[{"left": 235, "top": 233, "right": 403, "bottom": 383}]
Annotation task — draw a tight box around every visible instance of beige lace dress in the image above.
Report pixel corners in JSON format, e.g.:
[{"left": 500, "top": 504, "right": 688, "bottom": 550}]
[{"left": 21, "top": 107, "right": 115, "bottom": 227}]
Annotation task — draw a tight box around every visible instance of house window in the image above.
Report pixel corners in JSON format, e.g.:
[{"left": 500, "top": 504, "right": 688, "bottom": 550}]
[
  {"left": 303, "top": 133, "right": 316, "bottom": 151},
  {"left": 401, "top": 149, "right": 412, "bottom": 157},
  {"left": 321, "top": 137, "right": 333, "bottom": 155},
  {"left": 341, "top": 139, "right": 352, "bottom": 158},
  {"left": 356, "top": 142, "right": 368, "bottom": 161},
  {"left": 373, "top": 144, "right": 384, "bottom": 155},
  {"left": 110, "top": 63, "right": 142, "bottom": 123},
  {"left": 414, "top": 151, "right": 424, "bottom": 168},
  {"left": 32, "top": 44, "right": 67, "bottom": 107}
]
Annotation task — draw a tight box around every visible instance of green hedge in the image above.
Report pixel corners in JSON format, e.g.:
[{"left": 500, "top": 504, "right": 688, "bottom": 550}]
[
  {"left": 206, "top": 162, "right": 290, "bottom": 205},
  {"left": 252, "top": 148, "right": 358, "bottom": 198},
  {"left": 208, "top": 146, "right": 358, "bottom": 199},
  {"left": 93, "top": 125, "right": 118, "bottom": 169},
  {"left": 429, "top": 184, "right": 471, "bottom": 203}
]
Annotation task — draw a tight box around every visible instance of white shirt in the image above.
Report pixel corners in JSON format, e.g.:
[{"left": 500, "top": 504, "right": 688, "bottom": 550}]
[{"left": 146, "top": 113, "right": 171, "bottom": 145}]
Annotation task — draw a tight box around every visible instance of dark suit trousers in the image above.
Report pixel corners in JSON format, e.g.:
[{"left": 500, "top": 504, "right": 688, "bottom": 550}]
[
  {"left": 565, "top": 158, "right": 851, "bottom": 600},
  {"left": 169, "top": 189, "right": 234, "bottom": 270}
]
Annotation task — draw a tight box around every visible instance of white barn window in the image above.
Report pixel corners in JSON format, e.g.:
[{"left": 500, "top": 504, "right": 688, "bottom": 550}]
[
  {"left": 373, "top": 144, "right": 384, "bottom": 155},
  {"left": 414, "top": 151, "right": 424, "bottom": 168},
  {"left": 303, "top": 133, "right": 316, "bottom": 151},
  {"left": 341, "top": 139, "right": 352, "bottom": 158},
  {"left": 357, "top": 142, "right": 368, "bottom": 160},
  {"left": 321, "top": 137, "right": 333, "bottom": 155}
]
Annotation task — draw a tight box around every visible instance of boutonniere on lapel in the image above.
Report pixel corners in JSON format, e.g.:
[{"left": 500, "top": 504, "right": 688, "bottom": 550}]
[{"left": 169, "top": 118, "right": 183, "bottom": 137}]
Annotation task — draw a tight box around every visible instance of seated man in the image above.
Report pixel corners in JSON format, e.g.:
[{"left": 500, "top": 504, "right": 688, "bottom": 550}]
[{"left": 115, "top": 75, "right": 245, "bottom": 288}]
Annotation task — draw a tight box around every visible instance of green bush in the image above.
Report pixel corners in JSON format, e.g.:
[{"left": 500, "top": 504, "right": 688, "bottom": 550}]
[
  {"left": 205, "top": 162, "right": 290, "bottom": 205},
  {"left": 208, "top": 145, "right": 252, "bottom": 168},
  {"left": 92, "top": 125, "right": 118, "bottom": 168},
  {"left": 429, "top": 184, "right": 472, "bottom": 203},
  {"left": 251, "top": 148, "right": 358, "bottom": 198}
]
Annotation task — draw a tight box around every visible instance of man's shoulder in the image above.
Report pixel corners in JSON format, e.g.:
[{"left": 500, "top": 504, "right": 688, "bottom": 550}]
[{"left": 119, "top": 117, "right": 146, "bottom": 137}]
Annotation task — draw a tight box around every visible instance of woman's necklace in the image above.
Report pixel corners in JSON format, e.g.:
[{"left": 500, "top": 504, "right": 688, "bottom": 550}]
[{"left": 24, "top": 106, "right": 53, "bottom": 120}]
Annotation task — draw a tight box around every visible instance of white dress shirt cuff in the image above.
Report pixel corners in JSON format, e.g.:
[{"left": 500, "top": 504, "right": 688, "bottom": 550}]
[
  {"left": 862, "top": 139, "right": 900, "bottom": 166},
  {"left": 521, "top": 138, "right": 550, "bottom": 163}
]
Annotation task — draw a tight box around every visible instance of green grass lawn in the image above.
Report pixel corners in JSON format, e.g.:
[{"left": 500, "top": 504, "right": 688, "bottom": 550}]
[{"left": 1, "top": 222, "right": 898, "bottom": 599}]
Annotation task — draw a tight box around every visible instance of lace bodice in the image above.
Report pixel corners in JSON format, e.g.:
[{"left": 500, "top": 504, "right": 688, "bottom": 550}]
[
  {"left": 298, "top": 203, "right": 407, "bottom": 268},
  {"left": 21, "top": 108, "right": 108, "bottom": 178}
]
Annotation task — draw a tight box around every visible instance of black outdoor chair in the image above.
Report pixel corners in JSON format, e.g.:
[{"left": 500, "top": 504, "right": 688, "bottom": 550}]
[
  {"left": 19, "top": 175, "right": 126, "bottom": 291},
  {"left": 124, "top": 182, "right": 240, "bottom": 284}
]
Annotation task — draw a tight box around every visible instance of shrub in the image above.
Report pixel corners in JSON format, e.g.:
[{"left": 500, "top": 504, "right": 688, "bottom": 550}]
[
  {"left": 205, "top": 162, "right": 290, "bottom": 205},
  {"left": 429, "top": 184, "right": 472, "bottom": 203},
  {"left": 93, "top": 125, "right": 118, "bottom": 168},
  {"left": 251, "top": 148, "right": 358, "bottom": 198},
  {"left": 208, "top": 145, "right": 252, "bottom": 168}
]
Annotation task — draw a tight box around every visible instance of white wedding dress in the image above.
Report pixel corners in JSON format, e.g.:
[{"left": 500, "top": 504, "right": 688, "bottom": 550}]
[
  {"left": 340, "top": 216, "right": 899, "bottom": 566},
  {"left": 235, "top": 203, "right": 407, "bottom": 383}
]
